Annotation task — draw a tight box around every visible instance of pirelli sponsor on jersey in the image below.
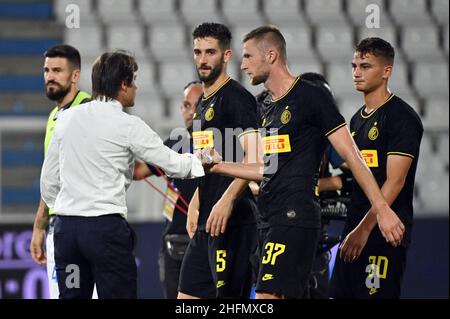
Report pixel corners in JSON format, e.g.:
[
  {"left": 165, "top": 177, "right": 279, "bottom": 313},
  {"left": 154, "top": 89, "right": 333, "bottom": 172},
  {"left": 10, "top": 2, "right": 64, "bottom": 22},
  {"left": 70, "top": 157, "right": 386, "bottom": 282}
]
[
  {"left": 361, "top": 149, "right": 379, "bottom": 167},
  {"left": 193, "top": 131, "right": 213, "bottom": 149},
  {"left": 263, "top": 135, "right": 291, "bottom": 154}
]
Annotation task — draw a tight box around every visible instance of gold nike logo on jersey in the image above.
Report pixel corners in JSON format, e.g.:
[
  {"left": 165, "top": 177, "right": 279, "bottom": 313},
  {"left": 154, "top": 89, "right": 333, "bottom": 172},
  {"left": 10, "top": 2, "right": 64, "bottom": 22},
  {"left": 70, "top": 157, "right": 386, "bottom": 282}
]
[
  {"left": 216, "top": 280, "right": 225, "bottom": 288},
  {"left": 261, "top": 273, "right": 274, "bottom": 281}
]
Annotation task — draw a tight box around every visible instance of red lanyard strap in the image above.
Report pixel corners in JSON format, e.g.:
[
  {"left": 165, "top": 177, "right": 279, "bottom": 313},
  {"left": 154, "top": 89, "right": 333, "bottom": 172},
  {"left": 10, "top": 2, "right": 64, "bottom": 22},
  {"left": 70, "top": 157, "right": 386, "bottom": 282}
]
[
  {"left": 154, "top": 166, "right": 191, "bottom": 210},
  {"left": 142, "top": 178, "right": 188, "bottom": 216}
]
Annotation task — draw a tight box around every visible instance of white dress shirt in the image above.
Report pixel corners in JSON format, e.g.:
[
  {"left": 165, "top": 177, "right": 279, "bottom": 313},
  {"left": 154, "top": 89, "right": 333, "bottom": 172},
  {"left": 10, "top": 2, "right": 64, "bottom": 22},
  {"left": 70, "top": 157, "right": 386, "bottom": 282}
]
[{"left": 40, "top": 99, "right": 204, "bottom": 219}]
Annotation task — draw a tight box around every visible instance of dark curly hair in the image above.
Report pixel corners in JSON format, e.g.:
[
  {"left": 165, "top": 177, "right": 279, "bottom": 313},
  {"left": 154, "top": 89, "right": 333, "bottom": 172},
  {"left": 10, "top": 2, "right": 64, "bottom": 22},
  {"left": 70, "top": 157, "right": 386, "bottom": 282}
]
[{"left": 192, "top": 22, "right": 232, "bottom": 50}]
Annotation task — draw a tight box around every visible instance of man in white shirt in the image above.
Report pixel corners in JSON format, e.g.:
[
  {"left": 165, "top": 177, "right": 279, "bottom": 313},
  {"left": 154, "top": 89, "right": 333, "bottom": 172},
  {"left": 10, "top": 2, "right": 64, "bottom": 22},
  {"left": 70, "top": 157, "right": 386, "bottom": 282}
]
[{"left": 40, "top": 51, "right": 205, "bottom": 299}]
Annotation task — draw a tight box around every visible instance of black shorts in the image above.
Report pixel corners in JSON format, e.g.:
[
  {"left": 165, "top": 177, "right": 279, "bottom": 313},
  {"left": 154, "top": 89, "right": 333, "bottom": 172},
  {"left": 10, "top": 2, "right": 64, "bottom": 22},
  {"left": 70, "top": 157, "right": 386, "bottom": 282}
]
[
  {"left": 179, "top": 224, "right": 257, "bottom": 298},
  {"left": 330, "top": 243, "right": 407, "bottom": 299},
  {"left": 255, "top": 225, "right": 320, "bottom": 298}
]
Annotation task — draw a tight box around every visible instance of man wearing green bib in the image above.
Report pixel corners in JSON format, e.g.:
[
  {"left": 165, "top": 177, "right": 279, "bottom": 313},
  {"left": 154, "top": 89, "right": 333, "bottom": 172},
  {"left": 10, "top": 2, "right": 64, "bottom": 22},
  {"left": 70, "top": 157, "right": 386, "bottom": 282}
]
[{"left": 29, "top": 45, "right": 91, "bottom": 299}]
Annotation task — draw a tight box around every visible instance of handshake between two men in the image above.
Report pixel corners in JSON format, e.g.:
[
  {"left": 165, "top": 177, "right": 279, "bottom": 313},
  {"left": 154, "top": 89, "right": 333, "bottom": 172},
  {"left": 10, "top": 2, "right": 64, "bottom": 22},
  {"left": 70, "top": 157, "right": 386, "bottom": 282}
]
[{"left": 195, "top": 147, "right": 223, "bottom": 168}]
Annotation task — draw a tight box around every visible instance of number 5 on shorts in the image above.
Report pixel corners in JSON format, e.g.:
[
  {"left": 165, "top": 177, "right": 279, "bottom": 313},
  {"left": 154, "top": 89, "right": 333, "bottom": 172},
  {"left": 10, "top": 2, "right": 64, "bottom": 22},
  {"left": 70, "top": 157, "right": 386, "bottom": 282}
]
[
  {"left": 262, "top": 242, "right": 286, "bottom": 266},
  {"left": 216, "top": 250, "right": 226, "bottom": 272}
]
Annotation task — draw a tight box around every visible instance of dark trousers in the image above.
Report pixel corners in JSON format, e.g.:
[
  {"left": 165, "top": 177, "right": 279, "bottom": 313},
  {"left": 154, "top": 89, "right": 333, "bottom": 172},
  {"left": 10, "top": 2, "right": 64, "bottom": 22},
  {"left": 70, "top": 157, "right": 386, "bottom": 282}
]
[
  {"left": 159, "top": 243, "right": 183, "bottom": 299},
  {"left": 53, "top": 214, "right": 137, "bottom": 299}
]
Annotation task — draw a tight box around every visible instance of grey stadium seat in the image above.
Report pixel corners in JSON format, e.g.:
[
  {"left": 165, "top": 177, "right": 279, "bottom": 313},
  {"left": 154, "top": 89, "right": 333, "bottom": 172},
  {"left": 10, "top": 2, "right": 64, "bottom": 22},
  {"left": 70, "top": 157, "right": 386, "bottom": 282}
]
[
  {"left": 106, "top": 23, "right": 147, "bottom": 57},
  {"left": 222, "top": 0, "right": 264, "bottom": 25},
  {"left": 148, "top": 25, "right": 189, "bottom": 61},
  {"left": 97, "top": 0, "right": 138, "bottom": 24},
  {"left": 316, "top": 24, "right": 355, "bottom": 62},
  {"left": 413, "top": 60, "right": 449, "bottom": 98},
  {"left": 263, "top": 0, "right": 303, "bottom": 25},
  {"left": 402, "top": 25, "right": 443, "bottom": 61},
  {"left": 389, "top": 0, "right": 433, "bottom": 26},
  {"left": 138, "top": 0, "right": 179, "bottom": 25}
]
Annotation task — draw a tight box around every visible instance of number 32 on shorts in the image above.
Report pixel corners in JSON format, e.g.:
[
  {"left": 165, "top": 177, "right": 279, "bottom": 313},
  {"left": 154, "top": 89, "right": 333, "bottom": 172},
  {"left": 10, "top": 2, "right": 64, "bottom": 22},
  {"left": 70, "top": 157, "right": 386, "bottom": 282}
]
[{"left": 262, "top": 242, "right": 286, "bottom": 265}]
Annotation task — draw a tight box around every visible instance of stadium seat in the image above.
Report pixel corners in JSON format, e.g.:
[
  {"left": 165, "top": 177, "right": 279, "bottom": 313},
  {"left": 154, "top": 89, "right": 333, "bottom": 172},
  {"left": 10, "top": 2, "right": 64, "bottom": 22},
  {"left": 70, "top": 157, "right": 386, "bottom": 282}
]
[
  {"left": 423, "top": 98, "right": 450, "bottom": 130},
  {"left": 420, "top": 177, "right": 449, "bottom": 213},
  {"left": 281, "top": 24, "right": 316, "bottom": 60},
  {"left": 106, "top": 23, "right": 147, "bottom": 57},
  {"left": 402, "top": 25, "right": 443, "bottom": 61},
  {"left": 138, "top": 0, "right": 179, "bottom": 25},
  {"left": 263, "top": 0, "right": 303, "bottom": 25},
  {"left": 222, "top": 0, "right": 264, "bottom": 25},
  {"left": 327, "top": 62, "right": 357, "bottom": 97},
  {"left": 131, "top": 93, "right": 166, "bottom": 129},
  {"left": 305, "top": 0, "right": 347, "bottom": 25},
  {"left": 97, "top": 0, "right": 137, "bottom": 24},
  {"left": 231, "top": 25, "right": 265, "bottom": 53},
  {"left": 159, "top": 60, "right": 197, "bottom": 96},
  {"left": 227, "top": 60, "right": 241, "bottom": 82},
  {"left": 0, "top": 92, "right": 50, "bottom": 116},
  {"left": 148, "top": 25, "right": 189, "bottom": 61},
  {"left": 444, "top": 24, "right": 449, "bottom": 55},
  {"left": 413, "top": 60, "right": 449, "bottom": 98},
  {"left": 431, "top": 0, "right": 449, "bottom": 25},
  {"left": 316, "top": 24, "right": 354, "bottom": 61},
  {"left": 135, "top": 59, "right": 157, "bottom": 94},
  {"left": 389, "top": 0, "right": 433, "bottom": 26},
  {"left": 389, "top": 61, "right": 414, "bottom": 97},
  {"left": 437, "top": 132, "right": 449, "bottom": 165},
  {"left": 337, "top": 97, "right": 361, "bottom": 123},
  {"left": 180, "top": 0, "right": 224, "bottom": 27},
  {"left": 64, "top": 23, "right": 103, "bottom": 57}
]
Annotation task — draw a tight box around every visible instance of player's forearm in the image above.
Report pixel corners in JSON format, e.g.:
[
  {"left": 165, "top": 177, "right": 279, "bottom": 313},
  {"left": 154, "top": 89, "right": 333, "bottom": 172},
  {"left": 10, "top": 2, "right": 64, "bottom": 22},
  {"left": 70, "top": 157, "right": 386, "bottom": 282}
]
[
  {"left": 210, "top": 162, "right": 263, "bottom": 182},
  {"left": 221, "top": 177, "right": 250, "bottom": 203},
  {"left": 33, "top": 198, "right": 50, "bottom": 230},
  {"left": 329, "top": 128, "right": 387, "bottom": 211},
  {"left": 318, "top": 176, "right": 343, "bottom": 192},
  {"left": 359, "top": 177, "right": 406, "bottom": 232},
  {"left": 188, "top": 188, "right": 199, "bottom": 215},
  {"left": 345, "top": 148, "right": 388, "bottom": 211}
]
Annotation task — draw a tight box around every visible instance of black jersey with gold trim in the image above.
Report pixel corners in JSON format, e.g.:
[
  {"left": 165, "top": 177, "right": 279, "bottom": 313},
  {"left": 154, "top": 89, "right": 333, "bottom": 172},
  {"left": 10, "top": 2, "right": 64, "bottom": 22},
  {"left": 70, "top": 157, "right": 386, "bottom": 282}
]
[
  {"left": 258, "top": 77, "right": 346, "bottom": 228},
  {"left": 348, "top": 94, "right": 423, "bottom": 246},
  {"left": 192, "top": 78, "right": 259, "bottom": 229}
]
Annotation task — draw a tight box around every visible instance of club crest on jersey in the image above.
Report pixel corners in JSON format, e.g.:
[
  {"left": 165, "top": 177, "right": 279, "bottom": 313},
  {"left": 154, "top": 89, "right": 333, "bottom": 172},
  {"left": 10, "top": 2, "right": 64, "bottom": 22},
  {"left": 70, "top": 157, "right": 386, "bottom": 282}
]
[
  {"left": 205, "top": 107, "right": 214, "bottom": 121},
  {"left": 281, "top": 106, "right": 291, "bottom": 124},
  {"left": 368, "top": 126, "right": 379, "bottom": 140}
]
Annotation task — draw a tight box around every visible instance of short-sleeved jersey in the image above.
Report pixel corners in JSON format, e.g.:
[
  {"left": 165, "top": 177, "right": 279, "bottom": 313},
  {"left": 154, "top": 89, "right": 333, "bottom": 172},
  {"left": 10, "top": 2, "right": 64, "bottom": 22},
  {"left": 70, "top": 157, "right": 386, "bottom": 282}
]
[
  {"left": 348, "top": 94, "right": 423, "bottom": 246},
  {"left": 258, "top": 77, "right": 346, "bottom": 228},
  {"left": 192, "top": 78, "right": 259, "bottom": 228}
]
